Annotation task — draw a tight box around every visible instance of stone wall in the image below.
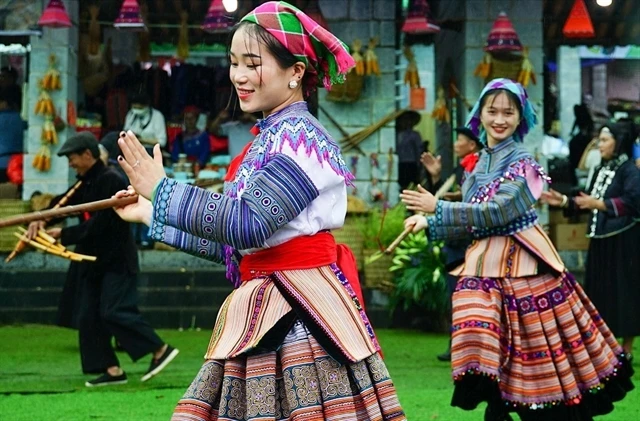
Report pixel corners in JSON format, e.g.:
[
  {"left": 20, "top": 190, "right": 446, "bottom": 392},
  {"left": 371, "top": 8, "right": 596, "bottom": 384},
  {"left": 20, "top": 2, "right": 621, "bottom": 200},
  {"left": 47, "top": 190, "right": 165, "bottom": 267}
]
[
  {"left": 318, "top": 0, "right": 400, "bottom": 206},
  {"left": 23, "top": 0, "right": 79, "bottom": 200}
]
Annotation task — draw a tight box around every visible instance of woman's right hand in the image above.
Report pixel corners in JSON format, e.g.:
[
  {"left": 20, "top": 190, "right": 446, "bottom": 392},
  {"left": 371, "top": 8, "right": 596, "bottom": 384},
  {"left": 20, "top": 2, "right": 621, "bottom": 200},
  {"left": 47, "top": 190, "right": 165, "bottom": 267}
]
[
  {"left": 404, "top": 214, "right": 428, "bottom": 233},
  {"left": 113, "top": 186, "right": 153, "bottom": 226},
  {"left": 540, "top": 188, "right": 564, "bottom": 207}
]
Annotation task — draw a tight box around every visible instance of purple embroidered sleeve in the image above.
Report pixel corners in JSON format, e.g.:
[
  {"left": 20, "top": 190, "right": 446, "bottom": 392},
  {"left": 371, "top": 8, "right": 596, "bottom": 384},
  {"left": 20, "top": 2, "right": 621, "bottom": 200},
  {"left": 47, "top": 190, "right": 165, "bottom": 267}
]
[
  {"left": 433, "top": 158, "right": 550, "bottom": 230},
  {"left": 150, "top": 154, "right": 319, "bottom": 251},
  {"left": 150, "top": 224, "right": 225, "bottom": 264}
]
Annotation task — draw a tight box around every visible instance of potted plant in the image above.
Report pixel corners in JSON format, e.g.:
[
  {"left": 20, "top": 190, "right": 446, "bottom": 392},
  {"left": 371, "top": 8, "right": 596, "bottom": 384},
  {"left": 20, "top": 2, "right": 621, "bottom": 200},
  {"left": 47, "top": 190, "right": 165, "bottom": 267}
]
[{"left": 386, "top": 230, "right": 449, "bottom": 332}]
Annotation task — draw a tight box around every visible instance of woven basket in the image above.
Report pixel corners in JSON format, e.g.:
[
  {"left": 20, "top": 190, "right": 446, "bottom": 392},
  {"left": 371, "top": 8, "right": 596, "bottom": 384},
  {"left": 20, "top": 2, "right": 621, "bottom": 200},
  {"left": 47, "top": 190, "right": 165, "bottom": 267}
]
[
  {"left": 332, "top": 215, "right": 365, "bottom": 270},
  {"left": 0, "top": 200, "right": 32, "bottom": 252},
  {"left": 363, "top": 248, "right": 393, "bottom": 289},
  {"left": 325, "top": 69, "right": 364, "bottom": 103}
]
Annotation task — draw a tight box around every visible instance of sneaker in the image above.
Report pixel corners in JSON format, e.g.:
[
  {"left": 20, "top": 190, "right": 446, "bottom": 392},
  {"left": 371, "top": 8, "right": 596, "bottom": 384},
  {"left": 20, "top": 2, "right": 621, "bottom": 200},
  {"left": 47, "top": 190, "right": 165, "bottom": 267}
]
[
  {"left": 85, "top": 372, "right": 128, "bottom": 387},
  {"left": 141, "top": 345, "right": 179, "bottom": 382},
  {"left": 436, "top": 351, "right": 451, "bottom": 362}
]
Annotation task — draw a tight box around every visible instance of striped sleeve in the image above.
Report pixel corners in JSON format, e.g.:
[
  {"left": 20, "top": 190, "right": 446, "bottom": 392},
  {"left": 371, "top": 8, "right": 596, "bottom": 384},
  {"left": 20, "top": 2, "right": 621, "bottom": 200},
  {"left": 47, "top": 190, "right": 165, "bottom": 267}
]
[
  {"left": 150, "top": 225, "right": 225, "bottom": 264},
  {"left": 432, "top": 177, "right": 537, "bottom": 229},
  {"left": 150, "top": 154, "right": 319, "bottom": 250},
  {"left": 425, "top": 217, "right": 471, "bottom": 242}
]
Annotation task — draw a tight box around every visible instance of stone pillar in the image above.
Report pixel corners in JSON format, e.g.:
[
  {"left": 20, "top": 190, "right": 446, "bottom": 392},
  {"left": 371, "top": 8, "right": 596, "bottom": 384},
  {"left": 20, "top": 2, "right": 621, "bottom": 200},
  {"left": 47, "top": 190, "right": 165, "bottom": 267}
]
[
  {"left": 591, "top": 63, "right": 608, "bottom": 114},
  {"left": 463, "top": 0, "right": 544, "bottom": 155},
  {"left": 557, "top": 46, "right": 582, "bottom": 142},
  {"left": 318, "top": 0, "right": 399, "bottom": 205},
  {"left": 23, "top": 0, "right": 79, "bottom": 200}
]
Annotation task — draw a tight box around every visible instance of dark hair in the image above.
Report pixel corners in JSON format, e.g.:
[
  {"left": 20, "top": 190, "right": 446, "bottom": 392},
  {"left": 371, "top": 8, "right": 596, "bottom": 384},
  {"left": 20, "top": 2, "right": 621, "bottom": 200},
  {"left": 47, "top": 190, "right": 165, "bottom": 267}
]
[
  {"left": 228, "top": 21, "right": 314, "bottom": 96},
  {"left": 479, "top": 88, "right": 523, "bottom": 118},
  {"left": 601, "top": 122, "right": 636, "bottom": 157},
  {"left": 129, "top": 91, "right": 150, "bottom": 106},
  {"left": 0, "top": 66, "right": 18, "bottom": 79}
]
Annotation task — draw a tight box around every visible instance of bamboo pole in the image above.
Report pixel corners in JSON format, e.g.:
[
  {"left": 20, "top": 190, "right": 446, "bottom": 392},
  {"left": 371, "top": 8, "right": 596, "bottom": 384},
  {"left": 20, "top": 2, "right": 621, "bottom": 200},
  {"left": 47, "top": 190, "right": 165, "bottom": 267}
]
[{"left": 0, "top": 195, "right": 138, "bottom": 229}]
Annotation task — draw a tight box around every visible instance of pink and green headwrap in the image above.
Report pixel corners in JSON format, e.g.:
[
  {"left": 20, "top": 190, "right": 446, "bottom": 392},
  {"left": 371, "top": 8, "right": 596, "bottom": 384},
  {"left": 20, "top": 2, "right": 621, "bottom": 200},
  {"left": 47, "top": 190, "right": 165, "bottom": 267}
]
[
  {"left": 466, "top": 78, "right": 538, "bottom": 145},
  {"left": 240, "top": 1, "right": 355, "bottom": 90}
]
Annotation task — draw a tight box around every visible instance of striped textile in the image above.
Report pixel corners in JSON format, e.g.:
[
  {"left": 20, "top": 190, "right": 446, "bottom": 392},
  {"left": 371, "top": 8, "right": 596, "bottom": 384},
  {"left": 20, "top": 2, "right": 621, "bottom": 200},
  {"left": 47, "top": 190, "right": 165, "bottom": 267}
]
[
  {"left": 452, "top": 266, "right": 625, "bottom": 410},
  {"left": 450, "top": 225, "right": 565, "bottom": 278},
  {"left": 205, "top": 265, "right": 378, "bottom": 364},
  {"left": 172, "top": 320, "right": 406, "bottom": 421}
]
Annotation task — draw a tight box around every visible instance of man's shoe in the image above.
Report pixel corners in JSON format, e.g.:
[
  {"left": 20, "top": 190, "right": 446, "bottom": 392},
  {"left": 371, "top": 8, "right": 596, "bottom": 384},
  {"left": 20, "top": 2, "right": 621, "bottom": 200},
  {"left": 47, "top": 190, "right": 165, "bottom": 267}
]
[
  {"left": 437, "top": 351, "right": 451, "bottom": 362},
  {"left": 141, "top": 345, "right": 179, "bottom": 382},
  {"left": 85, "top": 372, "right": 128, "bottom": 387}
]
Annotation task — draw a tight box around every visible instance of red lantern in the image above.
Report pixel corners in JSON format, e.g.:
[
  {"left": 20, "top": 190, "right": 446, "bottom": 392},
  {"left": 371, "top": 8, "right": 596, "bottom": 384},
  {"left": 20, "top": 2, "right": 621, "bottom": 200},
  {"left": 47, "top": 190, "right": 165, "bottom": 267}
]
[
  {"left": 202, "top": 0, "right": 232, "bottom": 33},
  {"left": 563, "top": 0, "right": 595, "bottom": 39},
  {"left": 402, "top": 0, "right": 440, "bottom": 34},
  {"left": 114, "top": 0, "right": 146, "bottom": 31},
  {"left": 38, "top": 0, "right": 72, "bottom": 28},
  {"left": 484, "top": 12, "right": 522, "bottom": 53}
]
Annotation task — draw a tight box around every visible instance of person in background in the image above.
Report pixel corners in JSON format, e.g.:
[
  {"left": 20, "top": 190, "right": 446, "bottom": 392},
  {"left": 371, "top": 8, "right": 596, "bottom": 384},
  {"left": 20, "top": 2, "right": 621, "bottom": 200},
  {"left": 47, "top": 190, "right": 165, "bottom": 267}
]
[
  {"left": 208, "top": 108, "right": 257, "bottom": 158},
  {"left": 542, "top": 122, "right": 640, "bottom": 360},
  {"left": 25, "top": 131, "right": 178, "bottom": 387},
  {"left": 401, "top": 79, "right": 633, "bottom": 420},
  {"left": 124, "top": 92, "right": 164, "bottom": 249},
  {"left": 113, "top": 2, "right": 406, "bottom": 418},
  {"left": 123, "top": 91, "right": 167, "bottom": 155},
  {"left": 0, "top": 87, "right": 26, "bottom": 183},
  {"left": 396, "top": 110, "right": 424, "bottom": 191},
  {"left": 171, "top": 105, "right": 210, "bottom": 168},
  {"left": 420, "top": 126, "right": 482, "bottom": 362},
  {"left": 100, "top": 131, "right": 128, "bottom": 182}
]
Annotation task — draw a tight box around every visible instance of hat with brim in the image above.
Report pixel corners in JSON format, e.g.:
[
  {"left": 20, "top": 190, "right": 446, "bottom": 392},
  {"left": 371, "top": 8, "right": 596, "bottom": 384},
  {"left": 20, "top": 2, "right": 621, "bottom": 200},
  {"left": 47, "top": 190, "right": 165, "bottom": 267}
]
[
  {"left": 57, "top": 131, "right": 100, "bottom": 157},
  {"left": 454, "top": 126, "right": 481, "bottom": 145},
  {"left": 397, "top": 110, "right": 422, "bottom": 128}
]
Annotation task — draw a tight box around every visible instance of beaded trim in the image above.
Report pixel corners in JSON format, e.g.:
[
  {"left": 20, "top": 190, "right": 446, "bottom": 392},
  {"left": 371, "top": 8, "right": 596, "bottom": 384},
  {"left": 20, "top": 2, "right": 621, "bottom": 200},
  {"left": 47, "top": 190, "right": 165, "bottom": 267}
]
[
  {"left": 470, "top": 157, "right": 551, "bottom": 204},
  {"left": 469, "top": 209, "right": 538, "bottom": 239}
]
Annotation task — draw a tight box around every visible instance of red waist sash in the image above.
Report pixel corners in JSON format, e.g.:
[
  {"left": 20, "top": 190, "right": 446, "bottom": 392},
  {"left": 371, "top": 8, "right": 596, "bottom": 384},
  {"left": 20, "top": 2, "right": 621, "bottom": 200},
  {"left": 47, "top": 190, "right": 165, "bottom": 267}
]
[{"left": 239, "top": 232, "right": 364, "bottom": 307}]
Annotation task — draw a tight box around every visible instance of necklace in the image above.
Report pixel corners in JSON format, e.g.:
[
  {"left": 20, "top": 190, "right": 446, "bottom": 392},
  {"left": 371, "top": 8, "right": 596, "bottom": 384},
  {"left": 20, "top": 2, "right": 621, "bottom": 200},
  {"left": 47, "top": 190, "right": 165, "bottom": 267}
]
[{"left": 587, "top": 154, "right": 628, "bottom": 237}]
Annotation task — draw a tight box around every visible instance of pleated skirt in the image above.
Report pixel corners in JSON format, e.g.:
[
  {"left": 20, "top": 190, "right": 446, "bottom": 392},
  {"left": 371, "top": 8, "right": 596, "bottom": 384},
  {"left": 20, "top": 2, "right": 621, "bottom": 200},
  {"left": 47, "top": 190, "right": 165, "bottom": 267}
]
[
  {"left": 450, "top": 271, "right": 634, "bottom": 421},
  {"left": 171, "top": 320, "right": 406, "bottom": 421}
]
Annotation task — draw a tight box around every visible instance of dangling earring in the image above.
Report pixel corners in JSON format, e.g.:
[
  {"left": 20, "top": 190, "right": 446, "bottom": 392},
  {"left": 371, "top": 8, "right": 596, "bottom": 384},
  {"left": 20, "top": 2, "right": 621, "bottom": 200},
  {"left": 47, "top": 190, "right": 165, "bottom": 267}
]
[{"left": 288, "top": 80, "right": 298, "bottom": 89}]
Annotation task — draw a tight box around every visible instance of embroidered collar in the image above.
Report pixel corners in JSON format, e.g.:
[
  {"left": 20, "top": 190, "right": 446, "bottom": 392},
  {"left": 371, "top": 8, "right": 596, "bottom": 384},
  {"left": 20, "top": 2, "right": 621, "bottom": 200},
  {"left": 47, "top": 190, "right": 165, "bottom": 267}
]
[
  {"left": 485, "top": 137, "right": 515, "bottom": 154},
  {"left": 256, "top": 101, "right": 309, "bottom": 132}
]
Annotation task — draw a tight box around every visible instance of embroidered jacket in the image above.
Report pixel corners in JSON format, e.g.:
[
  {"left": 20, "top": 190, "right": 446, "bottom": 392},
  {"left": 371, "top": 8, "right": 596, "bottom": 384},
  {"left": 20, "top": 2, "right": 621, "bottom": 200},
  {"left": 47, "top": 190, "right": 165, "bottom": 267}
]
[
  {"left": 148, "top": 102, "right": 380, "bottom": 362},
  {"left": 567, "top": 155, "right": 640, "bottom": 238},
  {"left": 426, "top": 138, "right": 565, "bottom": 278}
]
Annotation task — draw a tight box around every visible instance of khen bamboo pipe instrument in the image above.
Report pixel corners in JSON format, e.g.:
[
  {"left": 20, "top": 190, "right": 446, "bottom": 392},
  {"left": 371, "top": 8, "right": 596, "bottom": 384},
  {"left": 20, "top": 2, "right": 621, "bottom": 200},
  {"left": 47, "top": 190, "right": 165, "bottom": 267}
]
[
  {"left": 365, "top": 174, "right": 457, "bottom": 265},
  {"left": 5, "top": 180, "right": 83, "bottom": 262},
  {"left": 0, "top": 195, "right": 139, "bottom": 229}
]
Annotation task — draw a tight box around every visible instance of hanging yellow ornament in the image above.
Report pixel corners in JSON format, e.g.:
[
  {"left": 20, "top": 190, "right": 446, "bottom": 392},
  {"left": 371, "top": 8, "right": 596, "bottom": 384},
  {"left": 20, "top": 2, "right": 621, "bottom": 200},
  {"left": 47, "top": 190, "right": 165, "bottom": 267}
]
[
  {"left": 34, "top": 91, "right": 55, "bottom": 116},
  {"left": 517, "top": 47, "right": 536, "bottom": 87},
  {"left": 41, "top": 55, "right": 62, "bottom": 91},
  {"left": 176, "top": 11, "right": 190, "bottom": 60},
  {"left": 32, "top": 145, "right": 51, "bottom": 172},
  {"left": 364, "top": 37, "right": 380, "bottom": 76},
  {"left": 474, "top": 53, "right": 492, "bottom": 79},
  {"left": 431, "top": 85, "right": 450, "bottom": 123},
  {"left": 403, "top": 46, "right": 420, "bottom": 88},
  {"left": 351, "top": 39, "right": 365, "bottom": 76}
]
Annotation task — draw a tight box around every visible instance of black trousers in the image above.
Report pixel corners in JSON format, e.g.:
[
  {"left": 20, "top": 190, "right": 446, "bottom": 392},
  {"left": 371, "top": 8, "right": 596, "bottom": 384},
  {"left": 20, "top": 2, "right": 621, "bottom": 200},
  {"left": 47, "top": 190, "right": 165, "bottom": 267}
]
[{"left": 78, "top": 271, "right": 164, "bottom": 374}]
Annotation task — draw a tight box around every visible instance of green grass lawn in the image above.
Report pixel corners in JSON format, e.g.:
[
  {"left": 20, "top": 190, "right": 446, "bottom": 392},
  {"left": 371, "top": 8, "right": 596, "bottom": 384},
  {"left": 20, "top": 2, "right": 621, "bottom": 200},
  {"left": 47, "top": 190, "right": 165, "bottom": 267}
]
[{"left": 0, "top": 325, "right": 637, "bottom": 420}]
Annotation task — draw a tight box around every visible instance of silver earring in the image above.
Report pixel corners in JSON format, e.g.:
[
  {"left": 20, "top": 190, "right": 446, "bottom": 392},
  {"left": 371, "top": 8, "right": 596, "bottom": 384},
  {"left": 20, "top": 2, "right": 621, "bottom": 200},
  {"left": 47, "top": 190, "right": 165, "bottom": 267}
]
[{"left": 288, "top": 80, "right": 298, "bottom": 89}]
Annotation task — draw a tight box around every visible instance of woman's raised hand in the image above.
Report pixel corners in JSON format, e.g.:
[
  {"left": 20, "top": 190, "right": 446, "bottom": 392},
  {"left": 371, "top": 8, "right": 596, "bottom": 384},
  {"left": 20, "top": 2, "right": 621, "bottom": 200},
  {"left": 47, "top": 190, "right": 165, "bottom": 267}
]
[
  {"left": 540, "top": 188, "right": 564, "bottom": 207},
  {"left": 117, "top": 130, "right": 166, "bottom": 200},
  {"left": 400, "top": 184, "right": 437, "bottom": 213}
]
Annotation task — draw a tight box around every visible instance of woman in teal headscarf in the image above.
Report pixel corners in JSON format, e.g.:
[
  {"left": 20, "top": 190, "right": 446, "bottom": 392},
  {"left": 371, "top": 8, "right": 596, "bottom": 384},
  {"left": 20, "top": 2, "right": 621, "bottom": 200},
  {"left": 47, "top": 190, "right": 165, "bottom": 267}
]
[{"left": 401, "top": 79, "right": 633, "bottom": 421}]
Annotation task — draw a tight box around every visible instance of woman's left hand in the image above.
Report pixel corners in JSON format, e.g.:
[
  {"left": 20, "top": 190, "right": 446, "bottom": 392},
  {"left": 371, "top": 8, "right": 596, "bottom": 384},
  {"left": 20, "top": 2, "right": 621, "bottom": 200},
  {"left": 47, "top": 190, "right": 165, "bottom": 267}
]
[
  {"left": 574, "top": 192, "right": 605, "bottom": 211},
  {"left": 400, "top": 184, "right": 437, "bottom": 213},
  {"left": 117, "top": 130, "right": 166, "bottom": 200}
]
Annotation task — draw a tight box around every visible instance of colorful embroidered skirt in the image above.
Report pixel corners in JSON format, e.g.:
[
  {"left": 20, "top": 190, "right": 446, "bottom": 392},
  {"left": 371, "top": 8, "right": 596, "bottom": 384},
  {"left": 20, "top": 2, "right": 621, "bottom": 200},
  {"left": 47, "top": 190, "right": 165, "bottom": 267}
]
[
  {"left": 171, "top": 320, "right": 406, "bottom": 421},
  {"left": 450, "top": 271, "right": 634, "bottom": 420}
]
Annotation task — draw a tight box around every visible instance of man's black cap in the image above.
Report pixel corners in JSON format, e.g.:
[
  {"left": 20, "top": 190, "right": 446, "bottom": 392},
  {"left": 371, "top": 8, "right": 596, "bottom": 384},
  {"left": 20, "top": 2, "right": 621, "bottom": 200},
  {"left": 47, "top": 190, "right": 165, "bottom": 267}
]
[
  {"left": 454, "top": 127, "right": 481, "bottom": 145},
  {"left": 57, "top": 131, "right": 100, "bottom": 157}
]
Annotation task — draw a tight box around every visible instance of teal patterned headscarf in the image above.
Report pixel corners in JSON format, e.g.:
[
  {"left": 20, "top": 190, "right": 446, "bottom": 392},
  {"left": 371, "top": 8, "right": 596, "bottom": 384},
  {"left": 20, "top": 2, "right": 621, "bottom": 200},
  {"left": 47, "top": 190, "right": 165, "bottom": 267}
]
[{"left": 466, "top": 78, "right": 538, "bottom": 145}]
